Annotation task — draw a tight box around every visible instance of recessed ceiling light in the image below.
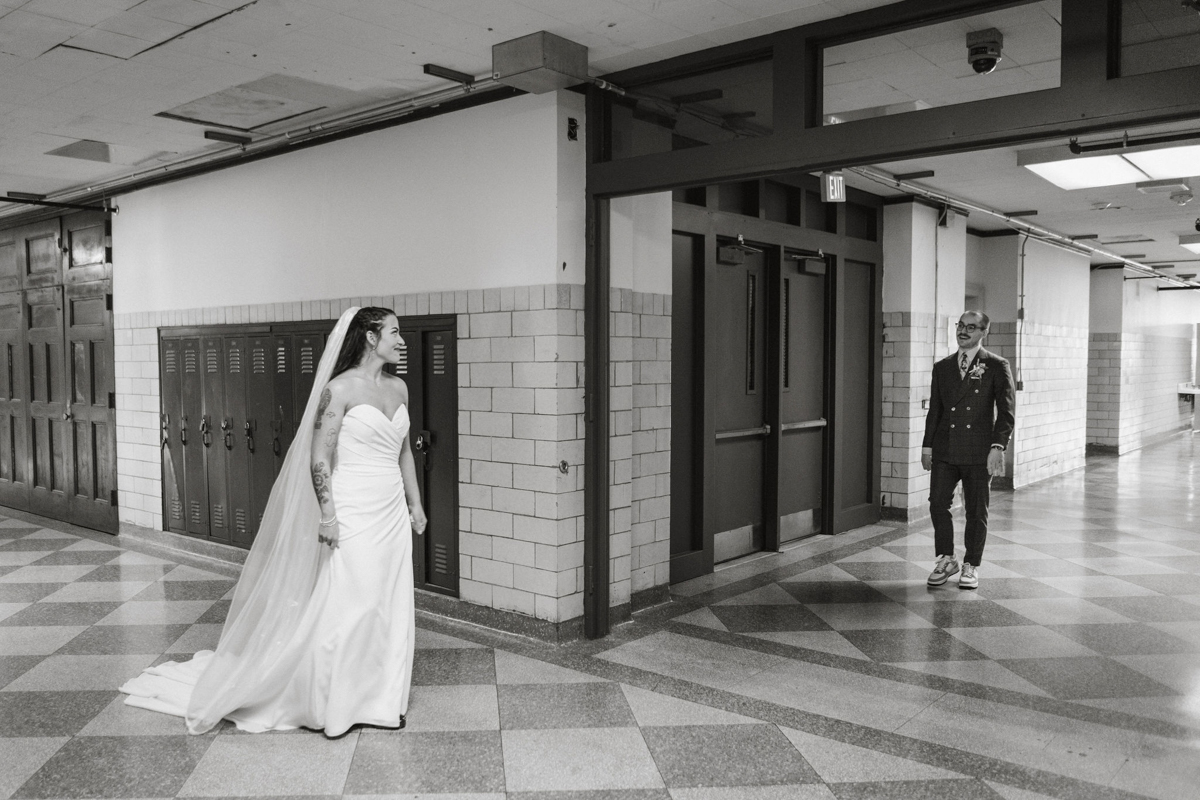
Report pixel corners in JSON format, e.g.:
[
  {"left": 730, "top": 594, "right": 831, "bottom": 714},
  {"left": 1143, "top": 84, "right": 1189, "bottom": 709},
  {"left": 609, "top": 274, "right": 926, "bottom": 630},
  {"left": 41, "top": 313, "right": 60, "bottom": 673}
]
[
  {"left": 1022, "top": 155, "right": 1149, "bottom": 190},
  {"left": 1124, "top": 144, "right": 1200, "bottom": 180},
  {"left": 1179, "top": 234, "right": 1200, "bottom": 254}
]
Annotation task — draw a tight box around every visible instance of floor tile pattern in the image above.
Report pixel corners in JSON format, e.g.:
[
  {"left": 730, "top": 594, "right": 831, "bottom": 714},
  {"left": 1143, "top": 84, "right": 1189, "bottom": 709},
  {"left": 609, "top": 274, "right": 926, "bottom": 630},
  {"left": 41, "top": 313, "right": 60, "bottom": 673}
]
[{"left": 0, "top": 436, "right": 1197, "bottom": 799}]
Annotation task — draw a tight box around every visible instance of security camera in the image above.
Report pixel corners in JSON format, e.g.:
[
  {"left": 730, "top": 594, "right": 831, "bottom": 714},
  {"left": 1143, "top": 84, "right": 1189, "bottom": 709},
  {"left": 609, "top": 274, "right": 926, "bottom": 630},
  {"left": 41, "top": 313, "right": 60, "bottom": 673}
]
[
  {"left": 1172, "top": 190, "right": 1195, "bottom": 206},
  {"left": 1184, "top": 0, "right": 1200, "bottom": 15},
  {"left": 1195, "top": 217, "right": 1200, "bottom": 232},
  {"left": 967, "top": 28, "right": 1004, "bottom": 75}
]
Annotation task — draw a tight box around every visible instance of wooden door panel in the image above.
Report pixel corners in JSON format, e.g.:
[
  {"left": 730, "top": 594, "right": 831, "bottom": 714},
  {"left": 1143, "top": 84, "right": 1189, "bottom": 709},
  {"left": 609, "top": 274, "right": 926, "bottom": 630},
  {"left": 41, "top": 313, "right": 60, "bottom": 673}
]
[
  {"left": 18, "top": 220, "right": 62, "bottom": 290},
  {"left": 26, "top": 286, "right": 68, "bottom": 518},
  {"left": 62, "top": 211, "right": 111, "bottom": 284},
  {"left": 0, "top": 228, "right": 21, "bottom": 294},
  {"left": 64, "top": 281, "right": 117, "bottom": 532},
  {"left": 0, "top": 291, "right": 27, "bottom": 506}
]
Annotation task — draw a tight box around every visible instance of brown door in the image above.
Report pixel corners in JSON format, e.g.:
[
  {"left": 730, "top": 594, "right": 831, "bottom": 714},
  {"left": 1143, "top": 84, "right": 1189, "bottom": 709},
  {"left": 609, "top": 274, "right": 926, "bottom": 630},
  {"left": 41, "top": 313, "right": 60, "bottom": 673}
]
[
  {"left": 26, "top": 286, "right": 68, "bottom": 520},
  {"left": 708, "top": 244, "right": 768, "bottom": 563},
  {"left": 778, "top": 259, "right": 827, "bottom": 541},
  {"left": 63, "top": 281, "right": 118, "bottom": 532},
  {"left": 61, "top": 212, "right": 111, "bottom": 284},
  {"left": 0, "top": 292, "right": 27, "bottom": 507}
]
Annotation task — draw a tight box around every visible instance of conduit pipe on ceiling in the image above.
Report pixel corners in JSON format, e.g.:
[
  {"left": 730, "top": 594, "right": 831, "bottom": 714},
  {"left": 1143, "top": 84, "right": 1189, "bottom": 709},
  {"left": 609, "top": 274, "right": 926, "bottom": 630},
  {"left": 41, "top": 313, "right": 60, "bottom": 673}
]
[
  {"left": 0, "top": 77, "right": 507, "bottom": 221},
  {"left": 849, "top": 166, "right": 1199, "bottom": 289}
]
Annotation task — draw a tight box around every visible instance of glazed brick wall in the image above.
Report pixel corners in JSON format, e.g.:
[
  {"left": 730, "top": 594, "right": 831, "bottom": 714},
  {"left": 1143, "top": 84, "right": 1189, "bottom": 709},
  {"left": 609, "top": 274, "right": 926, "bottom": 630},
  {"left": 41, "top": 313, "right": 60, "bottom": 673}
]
[
  {"left": 1117, "top": 332, "right": 1194, "bottom": 452},
  {"left": 880, "top": 310, "right": 943, "bottom": 518},
  {"left": 609, "top": 289, "right": 672, "bottom": 605},
  {"left": 114, "top": 283, "right": 587, "bottom": 625},
  {"left": 1087, "top": 333, "right": 1122, "bottom": 448},
  {"left": 987, "top": 322, "right": 1089, "bottom": 488}
]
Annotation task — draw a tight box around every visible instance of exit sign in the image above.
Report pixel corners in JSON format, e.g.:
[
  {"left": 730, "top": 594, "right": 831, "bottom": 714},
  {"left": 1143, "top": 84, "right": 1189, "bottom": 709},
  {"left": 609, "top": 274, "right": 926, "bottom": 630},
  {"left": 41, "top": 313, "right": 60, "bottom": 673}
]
[{"left": 821, "top": 171, "right": 846, "bottom": 203}]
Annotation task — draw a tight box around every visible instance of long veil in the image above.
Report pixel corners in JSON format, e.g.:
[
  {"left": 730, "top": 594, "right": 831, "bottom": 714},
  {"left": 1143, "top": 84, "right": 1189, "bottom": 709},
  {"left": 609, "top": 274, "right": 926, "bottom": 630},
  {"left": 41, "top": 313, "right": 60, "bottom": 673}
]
[{"left": 123, "top": 307, "right": 359, "bottom": 734}]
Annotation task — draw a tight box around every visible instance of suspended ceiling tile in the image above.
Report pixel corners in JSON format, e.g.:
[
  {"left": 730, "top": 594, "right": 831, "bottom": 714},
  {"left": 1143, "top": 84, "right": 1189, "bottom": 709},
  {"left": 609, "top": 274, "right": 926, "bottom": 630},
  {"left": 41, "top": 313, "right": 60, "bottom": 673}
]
[
  {"left": 157, "top": 84, "right": 325, "bottom": 130},
  {"left": 25, "top": 45, "right": 123, "bottom": 83},
  {"left": 135, "top": 0, "right": 234, "bottom": 28},
  {"left": 0, "top": 72, "right": 63, "bottom": 105},
  {"left": 64, "top": 28, "right": 152, "bottom": 59},
  {"left": 20, "top": 0, "right": 134, "bottom": 27},
  {"left": 634, "top": 0, "right": 752, "bottom": 38},
  {"left": 97, "top": 10, "right": 190, "bottom": 43},
  {"left": 0, "top": 9, "right": 88, "bottom": 58}
]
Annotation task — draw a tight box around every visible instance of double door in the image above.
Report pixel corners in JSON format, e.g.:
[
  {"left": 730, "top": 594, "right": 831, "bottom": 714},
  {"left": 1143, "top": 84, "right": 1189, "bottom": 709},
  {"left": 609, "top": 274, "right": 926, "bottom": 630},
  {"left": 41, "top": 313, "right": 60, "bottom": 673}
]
[
  {"left": 159, "top": 317, "right": 458, "bottom": 595},
  {"left": 0, "top": 212, "right": 117, "bottom": 533}
]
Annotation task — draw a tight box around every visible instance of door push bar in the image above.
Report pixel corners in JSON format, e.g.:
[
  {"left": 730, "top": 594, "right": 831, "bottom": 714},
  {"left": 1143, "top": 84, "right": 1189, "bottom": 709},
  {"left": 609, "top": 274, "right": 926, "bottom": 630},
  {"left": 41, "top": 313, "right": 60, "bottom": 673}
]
[
  {"left": 781, "top": 418, "right": 827, "bottom": 432},
  {"left": 716, "top": 424, "right": 771, "bottom": 441}
]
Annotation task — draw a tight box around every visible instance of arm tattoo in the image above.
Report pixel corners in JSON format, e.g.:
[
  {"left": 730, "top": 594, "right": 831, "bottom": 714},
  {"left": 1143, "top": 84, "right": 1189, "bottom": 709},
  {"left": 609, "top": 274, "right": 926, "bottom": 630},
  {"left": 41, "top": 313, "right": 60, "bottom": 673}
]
[
  {"left": 311, "top": 461, "right": 331, "bottom": 505},
  {"left": 314, "top": 388, "right": 332, "bottom": 430},
  {"left": 324, "top": 426, "right": 338, "bottom": 448}
]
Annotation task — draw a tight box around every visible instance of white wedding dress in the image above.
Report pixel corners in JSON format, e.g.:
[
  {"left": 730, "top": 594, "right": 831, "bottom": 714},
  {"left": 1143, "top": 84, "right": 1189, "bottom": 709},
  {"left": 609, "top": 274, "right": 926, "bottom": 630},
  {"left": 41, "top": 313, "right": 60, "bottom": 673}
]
[{"left": 121, "top": 396, "right": 416, "bottom": 736}]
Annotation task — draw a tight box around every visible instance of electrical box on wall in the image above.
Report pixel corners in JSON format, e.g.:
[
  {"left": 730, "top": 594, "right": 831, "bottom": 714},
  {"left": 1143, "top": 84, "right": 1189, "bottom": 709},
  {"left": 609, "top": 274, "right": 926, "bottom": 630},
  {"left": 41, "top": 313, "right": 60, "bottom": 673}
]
[{"left": 493, "top": 32, "right": 589, "bottom": 94}]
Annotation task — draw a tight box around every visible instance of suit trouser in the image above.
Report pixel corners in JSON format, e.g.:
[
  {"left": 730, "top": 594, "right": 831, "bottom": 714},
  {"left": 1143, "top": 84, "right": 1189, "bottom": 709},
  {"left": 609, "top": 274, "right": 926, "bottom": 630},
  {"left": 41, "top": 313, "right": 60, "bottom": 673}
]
[{"left": 930, "top": 460, "right": 991, "bottom": 566}]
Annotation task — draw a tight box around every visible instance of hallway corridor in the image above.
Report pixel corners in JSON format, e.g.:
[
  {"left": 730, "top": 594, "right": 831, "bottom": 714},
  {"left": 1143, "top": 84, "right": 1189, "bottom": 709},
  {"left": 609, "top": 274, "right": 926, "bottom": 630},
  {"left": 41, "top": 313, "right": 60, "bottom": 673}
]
[{"left": 1, "top": 435, "right": 1197, "bottom": 800}]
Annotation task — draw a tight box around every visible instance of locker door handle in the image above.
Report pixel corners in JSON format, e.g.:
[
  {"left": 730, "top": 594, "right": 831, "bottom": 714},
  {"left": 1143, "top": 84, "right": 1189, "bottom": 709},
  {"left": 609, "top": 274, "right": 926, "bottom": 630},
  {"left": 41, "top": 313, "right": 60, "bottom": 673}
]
[
  {"left": 222, "top": 418, "right": 233, "bottom": 449},
  {"left": 161, "top": 413, "right": 170, "bottom": 446},
  {"left": 200, "top": 415, "right": 212, "bottom": 446},
  {"left": 245, "top": 419, "right": 255, "bottom": 452},
  {"left": 413, "top": 430, "right": 432, "bottom": 453},
  {"left": 180, "top": 415, "right": 188, "bottom": 445}
]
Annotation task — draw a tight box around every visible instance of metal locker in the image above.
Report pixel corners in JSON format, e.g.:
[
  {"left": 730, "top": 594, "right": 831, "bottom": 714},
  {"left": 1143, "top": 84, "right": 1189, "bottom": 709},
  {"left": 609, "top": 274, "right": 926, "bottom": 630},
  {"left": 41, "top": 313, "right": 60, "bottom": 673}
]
[
  {"left": 223, "top": 335, "right": 254, "bottom": 548},
  {"left": 420, "top": 329, "right": 459, "bottom": 594},
  {"left": 245, "top": 335, "right": 275, "bottom": 536},
  {"left": 202, "top": 335, "right": 231, "bottom": 544},
  {"left": 160, "top": 338, "right": 185, "bottom": 533},
  {"left": 271, "top": 334, "right": 291, "bottom": 474},
  {"left": 179, "top": 338, "right": 209, "bottom": 536}
]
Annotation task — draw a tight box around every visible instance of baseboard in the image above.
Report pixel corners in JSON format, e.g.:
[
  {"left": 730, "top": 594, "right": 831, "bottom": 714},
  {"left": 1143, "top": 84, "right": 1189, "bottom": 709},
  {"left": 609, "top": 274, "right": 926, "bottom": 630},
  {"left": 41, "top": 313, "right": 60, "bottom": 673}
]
[
  {"left": 881, "top": 506, "right": 929, "bottom": 523},
  {"left": 116, "top": 522, "right": 243, "bottom": 578},
  {"left": 1086, "top": 443, "right": 1119, "bottom": 456},
  {"left": 631, "top": 584, "right": 671, "bottom": 613},
  {"left": 415, "top": 590, "right": 584, "bottom": 645}
]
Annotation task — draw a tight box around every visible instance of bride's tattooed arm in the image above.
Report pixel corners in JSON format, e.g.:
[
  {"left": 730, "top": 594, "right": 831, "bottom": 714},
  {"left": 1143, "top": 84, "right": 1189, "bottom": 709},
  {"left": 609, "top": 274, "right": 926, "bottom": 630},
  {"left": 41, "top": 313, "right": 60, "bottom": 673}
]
[{"left": 310, "top": 382, "right": 347, "bottom": 547}]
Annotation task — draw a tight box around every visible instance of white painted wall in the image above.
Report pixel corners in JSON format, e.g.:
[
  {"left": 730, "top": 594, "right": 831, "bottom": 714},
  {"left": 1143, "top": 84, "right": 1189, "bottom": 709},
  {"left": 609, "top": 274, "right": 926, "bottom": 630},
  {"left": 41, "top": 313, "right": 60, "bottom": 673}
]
[
  {"left": 1022, "top": 237, "right": 1090, "bottom": 326},
  {"left": 1089, "top": 268, "right": 1123, "bottom": 334},
  {"left": 968, "top": 234, "right": 1019, "bottom": 322},
  {"left": 609, "top": 192, "right": 673, "bottom": 295},
  {"left": 114, "top": 92, "right": 574, "bottom": 314}
]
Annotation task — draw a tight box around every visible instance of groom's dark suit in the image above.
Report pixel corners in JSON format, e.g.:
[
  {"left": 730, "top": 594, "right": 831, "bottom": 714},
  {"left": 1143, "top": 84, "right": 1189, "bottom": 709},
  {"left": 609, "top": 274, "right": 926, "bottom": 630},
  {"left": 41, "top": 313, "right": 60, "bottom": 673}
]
[{"left": 922, "top": 348, "right": 1015, "bottom": 566}]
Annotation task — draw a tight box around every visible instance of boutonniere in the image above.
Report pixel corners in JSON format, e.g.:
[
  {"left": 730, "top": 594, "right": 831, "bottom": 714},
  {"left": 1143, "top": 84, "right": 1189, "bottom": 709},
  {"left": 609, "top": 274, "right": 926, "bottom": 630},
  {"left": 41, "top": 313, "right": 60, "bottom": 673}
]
[{"left": 968, "top": 362, "right": 987, "bottom": 380}]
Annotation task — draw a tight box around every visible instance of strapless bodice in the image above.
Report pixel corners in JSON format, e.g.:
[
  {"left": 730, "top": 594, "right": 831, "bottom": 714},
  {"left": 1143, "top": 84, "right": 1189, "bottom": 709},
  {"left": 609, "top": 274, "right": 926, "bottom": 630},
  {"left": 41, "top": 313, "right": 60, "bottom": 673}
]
[{"left": 335, "top": 404, "right": 409, "bottom": 472}]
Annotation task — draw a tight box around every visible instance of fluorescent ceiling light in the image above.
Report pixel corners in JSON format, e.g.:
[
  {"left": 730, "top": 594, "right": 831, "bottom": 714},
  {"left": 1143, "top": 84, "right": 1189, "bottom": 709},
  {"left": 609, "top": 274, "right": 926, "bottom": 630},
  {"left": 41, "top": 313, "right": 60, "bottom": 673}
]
[
  {"left": 1022, "top": 155, "right": 1148, "bottom": 190},
  {"left": 1124, "top": 144, "right": 1200, "bottom": 180},
  {"left": 1179, "top": 234, "right": 1200, "bottom": 254}
]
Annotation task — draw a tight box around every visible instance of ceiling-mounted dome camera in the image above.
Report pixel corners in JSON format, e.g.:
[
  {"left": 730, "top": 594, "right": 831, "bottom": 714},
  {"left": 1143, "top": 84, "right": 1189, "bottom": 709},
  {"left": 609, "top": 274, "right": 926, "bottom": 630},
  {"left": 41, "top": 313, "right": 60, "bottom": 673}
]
[
  {"left": 1195, "top": 217, "right": 1200, "bottom": 232},
  {"left": 967, "top": 28, "right": 1004, "bottom": 75}
]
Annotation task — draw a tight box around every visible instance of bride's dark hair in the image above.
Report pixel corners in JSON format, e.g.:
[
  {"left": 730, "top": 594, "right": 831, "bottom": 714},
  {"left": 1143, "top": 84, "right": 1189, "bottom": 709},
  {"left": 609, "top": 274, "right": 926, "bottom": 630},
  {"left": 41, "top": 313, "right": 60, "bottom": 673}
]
[{"left": 331, "top": 307, "right": 396, "bottom": 377}]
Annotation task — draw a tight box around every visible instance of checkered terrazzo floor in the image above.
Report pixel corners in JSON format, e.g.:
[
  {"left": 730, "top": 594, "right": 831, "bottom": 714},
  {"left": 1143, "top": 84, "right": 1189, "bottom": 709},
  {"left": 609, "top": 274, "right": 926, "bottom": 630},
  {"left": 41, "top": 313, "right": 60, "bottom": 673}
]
[{"left": 1, "top": 435, "right": 1198, "bottom": 799}]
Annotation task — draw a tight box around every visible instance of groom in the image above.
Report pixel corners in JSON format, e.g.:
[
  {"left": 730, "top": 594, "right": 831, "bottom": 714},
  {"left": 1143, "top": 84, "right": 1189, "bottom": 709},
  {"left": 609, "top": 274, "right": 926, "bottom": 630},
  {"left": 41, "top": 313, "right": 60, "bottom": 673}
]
[{"left": 921, "top": 311, "right": 1015, "bottom": 590}]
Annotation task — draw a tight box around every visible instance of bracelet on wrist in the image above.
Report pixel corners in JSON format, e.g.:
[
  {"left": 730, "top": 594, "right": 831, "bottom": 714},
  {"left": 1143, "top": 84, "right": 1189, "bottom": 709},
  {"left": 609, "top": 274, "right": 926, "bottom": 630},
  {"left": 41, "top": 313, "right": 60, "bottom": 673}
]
[{"left": 319, "top": 516, "right": 337, "bottom": 526}]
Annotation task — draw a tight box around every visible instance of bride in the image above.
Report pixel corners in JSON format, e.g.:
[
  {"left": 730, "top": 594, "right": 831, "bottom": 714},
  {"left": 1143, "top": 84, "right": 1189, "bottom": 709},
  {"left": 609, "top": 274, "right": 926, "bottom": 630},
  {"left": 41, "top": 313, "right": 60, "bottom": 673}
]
[{"left": 121, "top": 307, "right": 427, "bottom": 736}]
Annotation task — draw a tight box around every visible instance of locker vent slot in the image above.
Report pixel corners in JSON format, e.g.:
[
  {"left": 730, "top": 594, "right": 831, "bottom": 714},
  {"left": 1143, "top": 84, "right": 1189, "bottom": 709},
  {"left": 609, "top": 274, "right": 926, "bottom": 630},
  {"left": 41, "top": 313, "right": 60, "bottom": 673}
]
[
  {"left": 189, "top": 500, "right": 201, "bottom": 525},
  {"left": 184, "top": 350, "right": 197, "bottom": 374},
  {"left": 433, "top": 542, "right": 450, "bottom": 575},
  {"left": 252, "top": 347, "right": 266, "bottom": 374},
  {"left": 206, "top": 348, "right": 219, "bottom": 373},
  {"left": 164, "top": 349, "right": 177, "bottom": 374},
  {"left": 299, "top": 345, "right": 315, "bottom": 374},
  {"left": 212, "top": 503, "right": 224, "bottom": 528},
  {"left": 276, "top": 346, "right": 287, "bottom": 373},
  {"left": 395, "top": 342, "right": 408, "bottom": 375},
  {"left": 782, "top": 278, "right": 790, "bottom": 391},
  {"left": 432, "top": 342, "right": 446, "bottom": 375},
  {"left": 170, "top": 499, "right": 182, "bottom": 520},
  {"left": 746, "top": 272, "right": 757, "bottom": 395},
  {"left": 234, "top": 508, "right": 247, "bottom": 534},
  {"left": 228, "top": 347, "right": 241, "bottom": 373}
]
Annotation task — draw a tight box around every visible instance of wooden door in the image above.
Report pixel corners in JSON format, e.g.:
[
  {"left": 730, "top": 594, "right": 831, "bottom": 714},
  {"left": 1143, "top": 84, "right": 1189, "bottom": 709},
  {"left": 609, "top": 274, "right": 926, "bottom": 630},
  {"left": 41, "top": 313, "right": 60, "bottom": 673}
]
[
  {"left": 419, "top": 328, "right": 458, "bottom": 594},
  {"left": 18, "top": 220, "right": 60, "bottom": 291},
  {"left": 26, "top": 286, "right": 68, "bottom": 519},
  {"left": 62, "top": 212, "right": 111, "bottom": 284},
  {"left": 777, "top": 259, "right": 827, "bottom": 542},
  {"left": 830, "top": 257, "right": 881, "bottom": 533},
  {"left": 160, "top": 338, "right": 186, "bottom": 533},
  {"left": 708, "top": 245, "right": 768, "bottom": 563},
  {"left": 63, "top": 281, "right": 117, "bottom": 532},
  {"left": 0, "top": 292, "right": 27, "bottom": 507}
]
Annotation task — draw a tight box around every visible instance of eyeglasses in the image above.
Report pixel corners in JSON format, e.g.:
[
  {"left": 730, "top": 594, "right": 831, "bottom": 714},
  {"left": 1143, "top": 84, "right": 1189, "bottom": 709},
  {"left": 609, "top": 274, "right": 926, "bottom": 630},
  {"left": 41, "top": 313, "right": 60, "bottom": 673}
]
[{"left": 955, "top": 322, "right": 985, "bottom": 333}]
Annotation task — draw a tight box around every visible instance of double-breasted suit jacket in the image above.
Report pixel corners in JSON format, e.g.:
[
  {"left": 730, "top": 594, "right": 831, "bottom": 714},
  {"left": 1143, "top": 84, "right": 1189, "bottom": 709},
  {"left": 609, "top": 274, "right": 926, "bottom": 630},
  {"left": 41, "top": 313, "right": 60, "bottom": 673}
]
[{"left": 922, "top": 348, "right": 1015, "bottom": 466}]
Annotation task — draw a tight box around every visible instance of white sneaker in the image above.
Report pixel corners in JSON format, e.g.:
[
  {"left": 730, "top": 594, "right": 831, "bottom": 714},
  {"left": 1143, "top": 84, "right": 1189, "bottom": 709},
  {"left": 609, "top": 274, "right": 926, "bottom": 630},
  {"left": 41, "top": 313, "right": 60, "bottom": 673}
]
[
  {"left": 959, "top": 563, "right": 979, "bottom": 589},
  {"left": 927, "top": 555, "right": 960, "bottom": 586}
]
